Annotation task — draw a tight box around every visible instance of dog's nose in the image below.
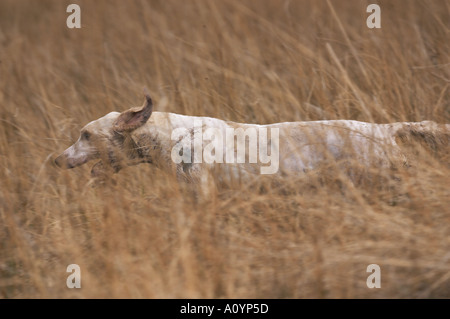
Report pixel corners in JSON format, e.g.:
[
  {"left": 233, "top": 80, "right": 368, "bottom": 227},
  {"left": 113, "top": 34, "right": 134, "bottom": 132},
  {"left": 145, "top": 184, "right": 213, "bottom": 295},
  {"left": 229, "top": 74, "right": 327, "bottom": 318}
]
[
  {"left": 54, "top": 155, "right": 67, "bottom": 168},
  {"left": 54, "top": 156, "right": 62, "bottom": 167}
]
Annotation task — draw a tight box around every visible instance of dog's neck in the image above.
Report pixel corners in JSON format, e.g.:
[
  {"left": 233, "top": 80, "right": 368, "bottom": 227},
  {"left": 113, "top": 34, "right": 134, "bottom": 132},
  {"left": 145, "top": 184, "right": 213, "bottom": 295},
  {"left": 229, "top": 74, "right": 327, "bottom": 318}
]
[{"left": 129, "top": 127, "right": 173, "bottom": 170}]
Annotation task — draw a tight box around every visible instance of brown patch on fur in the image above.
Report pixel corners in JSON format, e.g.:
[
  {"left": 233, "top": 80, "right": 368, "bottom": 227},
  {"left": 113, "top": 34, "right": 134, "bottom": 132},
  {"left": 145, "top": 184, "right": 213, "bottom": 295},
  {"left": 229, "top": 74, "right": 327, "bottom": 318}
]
[
  {"left": 114, "top": 94, "right": 153, "bottom": 132},
  {"left": 395, "top": 125, "right": 450, "bottom": 163}
]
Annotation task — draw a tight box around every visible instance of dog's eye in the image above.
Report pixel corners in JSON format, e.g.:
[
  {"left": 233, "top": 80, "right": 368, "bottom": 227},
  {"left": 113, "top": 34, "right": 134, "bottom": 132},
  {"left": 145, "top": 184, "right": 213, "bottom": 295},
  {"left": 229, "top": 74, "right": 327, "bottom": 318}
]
[{"left": 82, "top": 131, "right": 91, "bottom": 140}]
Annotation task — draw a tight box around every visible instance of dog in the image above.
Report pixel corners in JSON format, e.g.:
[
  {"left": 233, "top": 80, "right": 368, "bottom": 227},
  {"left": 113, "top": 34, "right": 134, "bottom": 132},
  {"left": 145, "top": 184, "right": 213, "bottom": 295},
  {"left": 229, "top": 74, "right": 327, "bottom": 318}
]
[{"left": 55, "top": 94, "right": 449, "bottom": 182}]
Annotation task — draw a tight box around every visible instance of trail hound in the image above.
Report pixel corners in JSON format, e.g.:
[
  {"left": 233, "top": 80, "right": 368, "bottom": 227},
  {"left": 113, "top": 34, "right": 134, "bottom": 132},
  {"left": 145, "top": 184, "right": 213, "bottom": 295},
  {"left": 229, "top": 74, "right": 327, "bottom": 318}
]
[{"left": 55, "top": 94, "right": 449, "bottom": 181}]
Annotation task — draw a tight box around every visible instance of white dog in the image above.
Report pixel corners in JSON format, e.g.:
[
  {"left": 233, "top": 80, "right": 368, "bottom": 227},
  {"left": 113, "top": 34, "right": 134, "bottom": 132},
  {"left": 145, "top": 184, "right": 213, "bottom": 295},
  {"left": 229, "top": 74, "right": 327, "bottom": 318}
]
[{"left": 55, "top": 94, "right": 449, "bottom": 182}]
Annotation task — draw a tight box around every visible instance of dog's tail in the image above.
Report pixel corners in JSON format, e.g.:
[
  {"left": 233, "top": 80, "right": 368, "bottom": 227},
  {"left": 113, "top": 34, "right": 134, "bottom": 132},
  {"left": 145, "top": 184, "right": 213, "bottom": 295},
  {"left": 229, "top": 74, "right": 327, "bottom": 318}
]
[{"left": 394, "top": 121, "right": 450, "bottom": 163}]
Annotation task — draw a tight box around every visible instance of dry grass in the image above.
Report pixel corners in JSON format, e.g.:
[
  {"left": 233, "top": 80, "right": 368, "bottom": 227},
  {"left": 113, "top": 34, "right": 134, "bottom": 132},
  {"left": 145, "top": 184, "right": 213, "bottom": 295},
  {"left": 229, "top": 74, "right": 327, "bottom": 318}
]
[{"left": 0, "top": 0, "right": 449, "bottom": 298}]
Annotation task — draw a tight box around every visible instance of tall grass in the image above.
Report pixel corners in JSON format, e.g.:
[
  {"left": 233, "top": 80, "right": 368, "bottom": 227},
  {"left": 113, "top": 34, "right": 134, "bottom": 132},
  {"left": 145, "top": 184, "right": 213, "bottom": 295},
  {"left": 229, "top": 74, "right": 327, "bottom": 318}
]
[{"left": 0, "top": 0, "right": 449, "bottom": 298}]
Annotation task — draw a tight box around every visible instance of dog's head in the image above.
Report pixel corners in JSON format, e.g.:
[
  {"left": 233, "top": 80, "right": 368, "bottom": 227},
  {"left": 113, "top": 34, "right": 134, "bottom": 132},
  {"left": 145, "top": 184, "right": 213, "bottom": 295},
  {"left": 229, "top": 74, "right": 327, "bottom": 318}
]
[{"left": 55, "top": 94, "right": 153, "bottom": 171}]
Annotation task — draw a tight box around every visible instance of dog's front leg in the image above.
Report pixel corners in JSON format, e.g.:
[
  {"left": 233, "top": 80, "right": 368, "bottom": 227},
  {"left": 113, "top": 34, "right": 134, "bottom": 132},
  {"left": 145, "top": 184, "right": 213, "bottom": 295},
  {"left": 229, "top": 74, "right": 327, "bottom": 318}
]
[{"left": 91, "top": 161, "right": 106, "bottom": 177}]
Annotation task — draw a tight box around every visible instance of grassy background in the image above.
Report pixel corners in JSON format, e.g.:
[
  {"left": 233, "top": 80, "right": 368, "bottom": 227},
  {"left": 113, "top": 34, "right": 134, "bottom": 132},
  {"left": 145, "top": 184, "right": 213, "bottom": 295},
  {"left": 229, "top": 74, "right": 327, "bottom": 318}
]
[{"left": 0, "top": 0, "right": 449, "bottom": 298}]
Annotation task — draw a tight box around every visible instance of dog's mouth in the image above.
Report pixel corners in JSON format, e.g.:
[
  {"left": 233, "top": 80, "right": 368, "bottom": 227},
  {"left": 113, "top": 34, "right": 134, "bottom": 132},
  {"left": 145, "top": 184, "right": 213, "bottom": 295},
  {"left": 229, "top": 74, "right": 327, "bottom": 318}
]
[{"left": 54, "top": 154, "right": 88, "bottom": 169}]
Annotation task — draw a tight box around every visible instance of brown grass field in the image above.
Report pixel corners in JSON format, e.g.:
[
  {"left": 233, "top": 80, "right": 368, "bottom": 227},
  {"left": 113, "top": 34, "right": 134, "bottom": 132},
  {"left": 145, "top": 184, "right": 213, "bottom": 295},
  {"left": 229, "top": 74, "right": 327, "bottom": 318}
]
[{"left": 0, "top": 0, "right": 449, "bottom": 298}]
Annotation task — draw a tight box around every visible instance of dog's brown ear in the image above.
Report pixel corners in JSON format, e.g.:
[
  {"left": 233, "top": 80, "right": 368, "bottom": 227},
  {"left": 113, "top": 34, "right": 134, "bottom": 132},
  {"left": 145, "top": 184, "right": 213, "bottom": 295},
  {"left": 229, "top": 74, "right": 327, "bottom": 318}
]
[{"left": 114, "top": 94, "right": 153, "bottom": 132}]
